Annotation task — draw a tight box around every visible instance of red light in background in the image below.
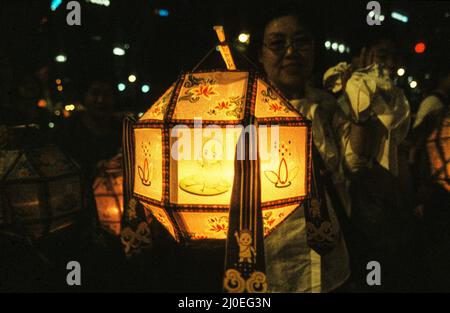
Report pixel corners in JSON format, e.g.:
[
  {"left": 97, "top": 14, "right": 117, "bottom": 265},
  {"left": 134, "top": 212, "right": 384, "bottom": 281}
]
[
  {"left": 37, "top": 99, "right": 47, "bottom": 108},
  {"left": 415, "top": 42, "right": 426, "bottom": 54}
]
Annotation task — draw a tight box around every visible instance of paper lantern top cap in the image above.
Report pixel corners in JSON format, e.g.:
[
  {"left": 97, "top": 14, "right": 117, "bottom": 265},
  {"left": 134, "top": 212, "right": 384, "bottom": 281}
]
[{"left": 138, "top": 70, "right": 309, "bottom": 125}]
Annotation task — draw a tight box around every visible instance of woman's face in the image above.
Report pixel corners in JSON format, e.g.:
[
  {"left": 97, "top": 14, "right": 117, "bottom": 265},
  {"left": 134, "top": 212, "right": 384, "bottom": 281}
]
[
  {"left": 370, "top": 39, "right": 397, "bottom": 75},
  {"left": 259, "top": 15, "right": 314, "bottom": 95}
]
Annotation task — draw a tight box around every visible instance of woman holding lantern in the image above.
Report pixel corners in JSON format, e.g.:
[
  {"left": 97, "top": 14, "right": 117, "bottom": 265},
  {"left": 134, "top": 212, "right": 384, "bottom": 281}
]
[
  {"left": 256, "top": 5, "right": 411, "bottom": 292},
  {"left": 255, "top": 9, "right": 353, "bottom": 292}
]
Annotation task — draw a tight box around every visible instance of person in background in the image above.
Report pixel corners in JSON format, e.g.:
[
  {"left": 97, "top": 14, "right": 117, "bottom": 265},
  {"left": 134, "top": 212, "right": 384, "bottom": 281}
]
[
  {"left": 410, "top": 67, "right": 449, "bottom": 291},
  {"left": 58, "top": 80, "right": 122, "bottom": 182},
  {"left": 413, "top": 71, "right": 450, "bottom": 129},
  {"left": 256, "top": 8, "right": 353, "bottom": 292},
  {"left": 324, "top": 36, "right": 412, "bottom": 291}
]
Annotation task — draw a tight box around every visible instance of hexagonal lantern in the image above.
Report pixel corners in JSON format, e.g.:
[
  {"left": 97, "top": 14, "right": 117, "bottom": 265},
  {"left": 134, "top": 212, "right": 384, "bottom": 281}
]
[
  {"left": 93, "top": 153, "right": 124, "bottom": 236},
  {"left": 0, "top": 144, "right": 84, "bottom": 238},
  {"left": 125, "top": 70, "right": 312, "bottom": 243}
]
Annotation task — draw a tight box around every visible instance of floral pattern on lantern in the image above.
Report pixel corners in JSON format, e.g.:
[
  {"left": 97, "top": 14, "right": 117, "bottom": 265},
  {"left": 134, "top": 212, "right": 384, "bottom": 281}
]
[{"left": 123, "top": 70, "right": 311, "bottom": 243}]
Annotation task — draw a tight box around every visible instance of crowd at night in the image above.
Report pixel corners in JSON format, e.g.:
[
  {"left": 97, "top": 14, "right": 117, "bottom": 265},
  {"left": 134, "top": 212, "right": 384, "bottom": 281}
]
[{"left": 0, "top": 0, "right": 449, "bottom": 293}]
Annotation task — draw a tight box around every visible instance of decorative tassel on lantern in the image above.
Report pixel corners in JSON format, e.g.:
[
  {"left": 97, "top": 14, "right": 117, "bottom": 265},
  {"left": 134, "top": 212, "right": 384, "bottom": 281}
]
[
  {"left": 304, "top": 146, "right": 336, "bottom": 256},
  {"left": 223, "top": 122, "right": 268, "bottom": 293}
]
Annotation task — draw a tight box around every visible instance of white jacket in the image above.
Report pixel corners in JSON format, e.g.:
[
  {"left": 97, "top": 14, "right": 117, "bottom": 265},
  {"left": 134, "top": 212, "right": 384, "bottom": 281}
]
[{"left": 264, "top": 87, "right": 351, "bottom": 293}]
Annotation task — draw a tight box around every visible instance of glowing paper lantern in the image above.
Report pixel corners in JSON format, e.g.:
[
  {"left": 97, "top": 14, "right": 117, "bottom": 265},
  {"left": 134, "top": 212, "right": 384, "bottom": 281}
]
[
  {"left": 0, "top": 144, "right": 84, "bottom": 238},
  {"left": 426, "top": 112, "right": 450, "bottom": 191},
  {"left": 124, "top": 70, "right": 312, "bottom": 242},
  {"left": 93, "top": 153, "right": 124, "bottom": 235}
]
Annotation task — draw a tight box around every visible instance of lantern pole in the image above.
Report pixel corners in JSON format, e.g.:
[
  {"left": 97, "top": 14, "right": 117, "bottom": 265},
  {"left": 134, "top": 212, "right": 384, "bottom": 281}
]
[{"left": 213, "top": 26, "right": 237, "bottom": 71}]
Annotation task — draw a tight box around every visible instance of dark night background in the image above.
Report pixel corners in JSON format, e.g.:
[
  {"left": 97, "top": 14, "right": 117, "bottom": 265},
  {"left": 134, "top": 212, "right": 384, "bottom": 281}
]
[
  {"left": 1, "top": 0, "right": 449, "bottom": 113},
  {"left": 0, "top": 0, "right": 449, "bottom": 293}
]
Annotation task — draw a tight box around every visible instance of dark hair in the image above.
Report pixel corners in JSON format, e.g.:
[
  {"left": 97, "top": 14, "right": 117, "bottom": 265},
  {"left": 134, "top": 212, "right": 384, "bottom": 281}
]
[
  {"left": 244, "top": 2, "right": 318, "bottom": 72},
  {"left": 249, "top": 3, "right": 316, "bottom": 52}
]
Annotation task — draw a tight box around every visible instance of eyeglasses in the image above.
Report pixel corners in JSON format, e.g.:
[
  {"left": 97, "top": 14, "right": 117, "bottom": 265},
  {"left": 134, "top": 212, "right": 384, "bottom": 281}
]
[{"left": 263, "top": 37, "right": 313, "bottom": 54}]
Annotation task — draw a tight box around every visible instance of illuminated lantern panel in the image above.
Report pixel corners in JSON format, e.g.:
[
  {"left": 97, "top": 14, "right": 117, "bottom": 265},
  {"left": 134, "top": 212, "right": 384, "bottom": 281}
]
[
  {"left": 426, "top": 115, "right": 450, "bottom": 192},
  {"left": 93, "top": 154, "right": 124, "bottom": 236},
  {"left": 131, "top": 70, "right": 311, "bottom": 242},
  {"left": 0, "top": 145, "right": 83, "bottom": 238}
]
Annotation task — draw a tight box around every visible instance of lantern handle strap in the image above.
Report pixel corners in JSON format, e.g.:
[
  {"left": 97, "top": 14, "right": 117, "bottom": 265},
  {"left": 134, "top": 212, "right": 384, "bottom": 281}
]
[
  {"left": 192, "top": 25, "right": 260, "bottom": 72},
  {"left": 213, "top": 25, "right": 237, "bottom": 70}
]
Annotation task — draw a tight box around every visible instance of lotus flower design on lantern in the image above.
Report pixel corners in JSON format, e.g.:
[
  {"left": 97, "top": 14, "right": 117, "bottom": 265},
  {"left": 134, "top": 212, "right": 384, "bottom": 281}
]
[
  {"left": 138, "top": 141, "right": 153, "bottom": 187},
  {"left": 264, "top": 140, "right": 299, "bottom": 188},
  {"left": 178, "top": 74, "right": 218, "bottom": 103},
  {"left": 126, "top": 70, "right": 312, "bottom": 242}
]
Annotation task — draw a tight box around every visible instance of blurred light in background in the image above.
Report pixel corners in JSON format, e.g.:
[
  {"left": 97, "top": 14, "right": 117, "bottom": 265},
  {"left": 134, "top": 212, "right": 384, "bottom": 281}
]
[
  {"left": 141, "top": 84, "right": 150, "bottom": 93},
  {"left": 238, "top": 33, "right": 250, "bottom": 44},
  {"left": 414, "top": 42, "right": 426, "bottom": 54},
  {"left": 48, "top": 122, "right": 55, "bottom": 128},
  {"left": 50, "top": 0, "right": 62, "bottom": 11},
  {"left": 113, "top": 47, "right": 126, "bottom": 56},
  {"left": 55, "top": 54, "right": 67, "bottom": 63},
  {"left": 65, "top": 104, "right": 76, "bottom": 111},
  {"left": 128, "top": 75, "right": 137, "bottom": 83},
  {"left": 326, "top": 40, "right": 350, "bottom": 54},
  {"left": 409, "top": 80, "right": 418, "bottom": 89},
  {"left": 374, "top": 14, "right": 384, "bottom": 23},
  {"left": 38, "top": 99, "right": 47, "bottom": 108},
  {"left": 155, "top": 9, "right": 169, "bottom": 17},
  {"left": 118, "top": 83, "right": 126, "bottom": 92},
  {"left": 86, "top": 0, "right": 111, "bottom": 7},
  {"left": 397, "top": 68, "right": 406, "bottom": 77},
  {"left": 391, "top": 11, "right": 409, "bottom": 23}
]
